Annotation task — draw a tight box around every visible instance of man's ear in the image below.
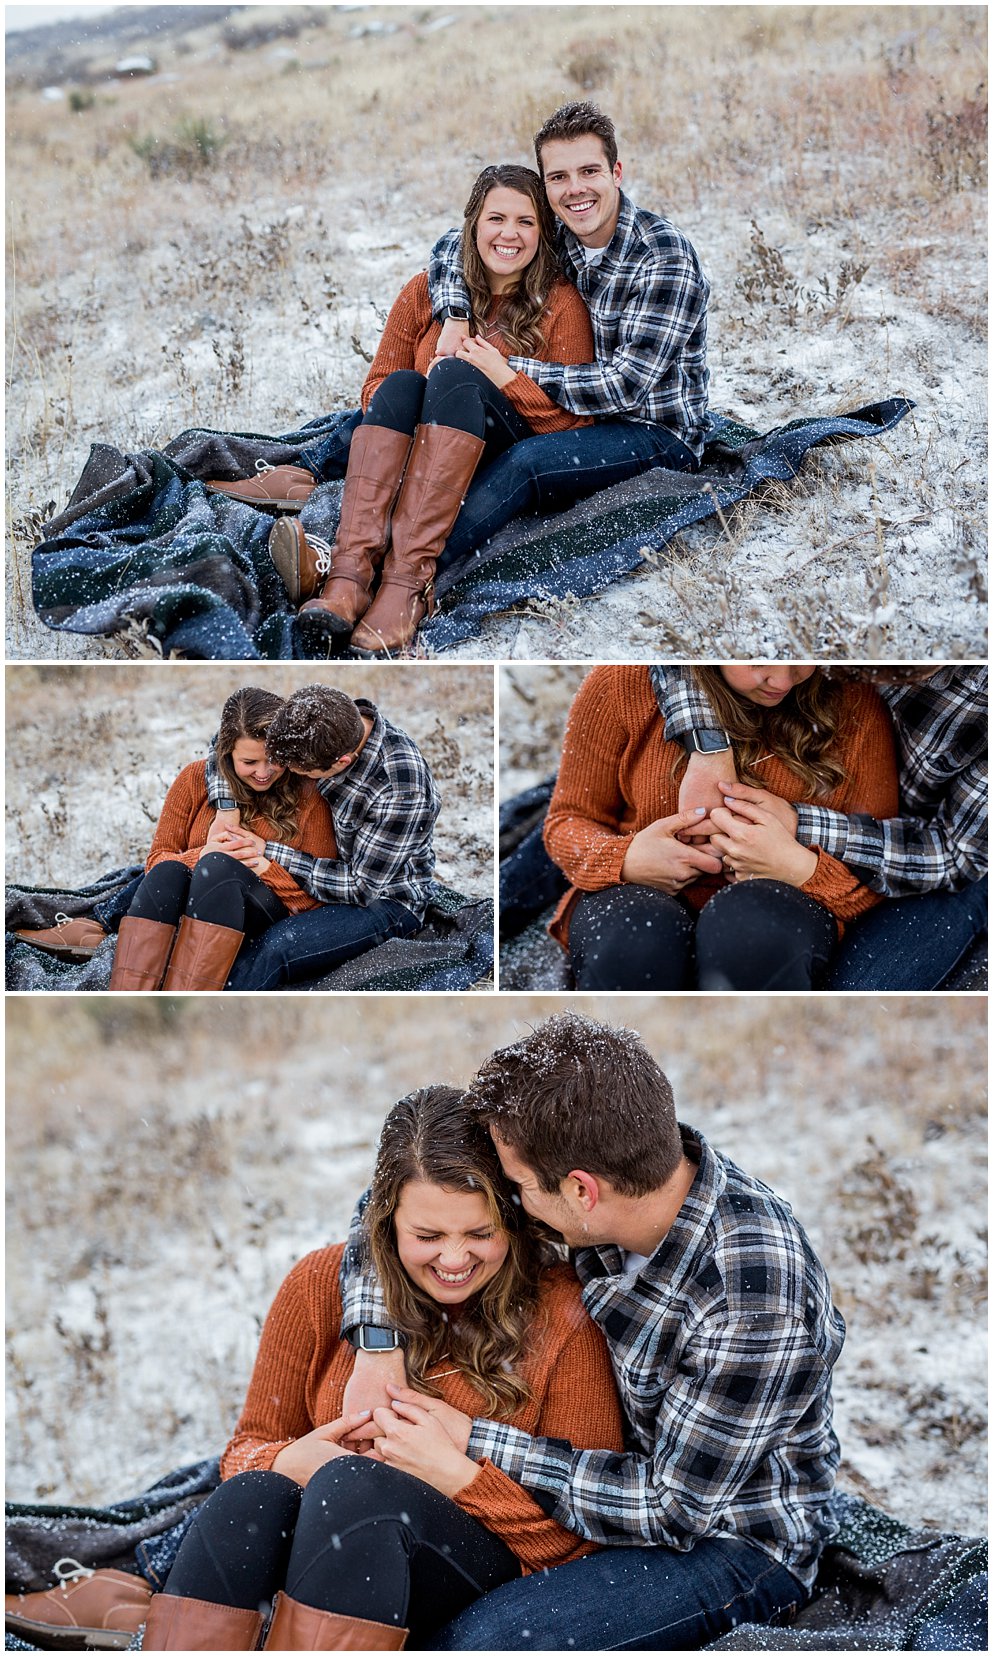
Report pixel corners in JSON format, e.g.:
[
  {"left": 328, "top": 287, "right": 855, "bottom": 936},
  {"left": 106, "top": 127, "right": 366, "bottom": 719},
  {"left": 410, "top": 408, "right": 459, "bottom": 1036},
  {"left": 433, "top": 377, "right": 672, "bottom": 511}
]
[
  {"left": 613, "top": 160, "right": 623, "bottom": 186},
  {"left": 566, "top": 1170, "right": 600, "bottom": 1212}
]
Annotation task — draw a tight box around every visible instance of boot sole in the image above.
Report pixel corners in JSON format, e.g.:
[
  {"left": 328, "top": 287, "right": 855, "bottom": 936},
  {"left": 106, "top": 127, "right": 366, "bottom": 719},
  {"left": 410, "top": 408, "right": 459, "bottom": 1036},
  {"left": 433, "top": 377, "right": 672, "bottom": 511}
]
[
  {"left": 14, "top": 938, "right": 102, "bottom": 959},
  {"left": 269, "top": 519, "right": 307, "bottom": 607},
  {"left": 294, "top": 608, "right": 355, "bottom": 656},
  {"left": 205, "top": 484, "right": 308, "bottom": 512},
  {"left": 4, "top": 1615, "right": 137, "bottom": 1649}
]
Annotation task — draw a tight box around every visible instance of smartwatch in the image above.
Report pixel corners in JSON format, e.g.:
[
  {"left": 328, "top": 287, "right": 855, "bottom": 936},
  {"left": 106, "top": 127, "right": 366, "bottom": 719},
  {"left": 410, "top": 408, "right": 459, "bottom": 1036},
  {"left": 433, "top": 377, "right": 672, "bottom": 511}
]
[
  {"left": 680, "top": 727, "right": 732, "bottom": 755},
  {"left": 215, "top": 797, "right": 238, "bottom": 812},
  {"left": 348, "top": 1326, "right": 407, "bottom": 1352},
  {"left": 444, "top": 306, "right": 471, "bottom": 323}
]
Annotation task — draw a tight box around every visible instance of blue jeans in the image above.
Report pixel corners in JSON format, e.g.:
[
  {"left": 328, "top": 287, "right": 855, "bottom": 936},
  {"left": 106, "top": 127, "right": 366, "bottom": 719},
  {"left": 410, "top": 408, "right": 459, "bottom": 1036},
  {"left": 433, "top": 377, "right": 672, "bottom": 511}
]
[
  {"left": 825, "top": 876, "right": 988, "bottom": 990},
  {"left": 225, "top": 897, "right": 420, "bottom": 990},
  {"left": 438, "top": 418, "right": 698, "bottom": 575},
  {"left": 427, "top": 1536, "right": 805, "bottom": 1652}
]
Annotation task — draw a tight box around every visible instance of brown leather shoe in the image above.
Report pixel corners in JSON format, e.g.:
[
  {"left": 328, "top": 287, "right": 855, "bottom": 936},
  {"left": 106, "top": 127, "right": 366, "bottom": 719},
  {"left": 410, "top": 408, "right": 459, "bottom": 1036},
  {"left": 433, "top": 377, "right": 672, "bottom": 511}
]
[
  {"left": 108, "top": 915, "right": 177, "bottom": 991},
  {"left": 141, "top": 1590, "right": 264, "bottom": 1650},
  {"left": 4, "top": 1561, "right": 152, "bottom": 1648},
  {"left": 13, "top": 916, "right": 108, "bottom": 958},
  {"left": 264, "top": 1592, "right": 407, "bottom": 1650},
  {"left": 350, "top": 424, "right": 485, "bottom": 657},
  {"left": 295, "top": 423, "right": 414, "bottom": 647},
  {"left": 269, "top": 518, "right": 335, "bottom": 607},
  {"left": 205, "top": 463, "right": 316, "bottom": 510},
  {"left": 160, "top": 915, "right": 245, "bottom": 991}
]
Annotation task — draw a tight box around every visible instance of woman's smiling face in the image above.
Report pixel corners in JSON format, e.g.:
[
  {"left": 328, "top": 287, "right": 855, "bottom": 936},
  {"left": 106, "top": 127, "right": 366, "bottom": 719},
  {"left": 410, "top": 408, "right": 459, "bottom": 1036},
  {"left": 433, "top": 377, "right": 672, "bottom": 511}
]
[
  {"left": 720, "top": 665, "right": 816, "bottom": 707},
  {"left": 474, "top": 186, "right": 541, "bottom": 292},
  {"left": 230, "top": 736, "right": 285, "bottom": 792},
  {"left": 394, "top": 1179, "right": 510, "bottom": 1305}
]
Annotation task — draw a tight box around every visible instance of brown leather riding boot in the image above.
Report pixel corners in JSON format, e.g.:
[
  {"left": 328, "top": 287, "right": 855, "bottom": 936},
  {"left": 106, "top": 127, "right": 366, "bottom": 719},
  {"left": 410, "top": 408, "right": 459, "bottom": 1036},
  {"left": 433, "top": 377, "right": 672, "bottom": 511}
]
[
  {"left": 159, "top": 915, "right": 244, "bottom": 992},
  {"left": 141, "top": 1590, "right": 264, "bottom": 1650},
  {"left": 295, "top": 423, "right": 414, "bottom": 644},
  {"left": 108, "top": 916, "right": 177, "bottom": 991},
  {"left": 263, "top": 1593, "right": 408, "bottom": 1650},
  {"left": 349, "top": 425, "right": 485, "bottom": 657},
  {"left": 5, "top": 1564, "right": 152, "bottom": 1648}
]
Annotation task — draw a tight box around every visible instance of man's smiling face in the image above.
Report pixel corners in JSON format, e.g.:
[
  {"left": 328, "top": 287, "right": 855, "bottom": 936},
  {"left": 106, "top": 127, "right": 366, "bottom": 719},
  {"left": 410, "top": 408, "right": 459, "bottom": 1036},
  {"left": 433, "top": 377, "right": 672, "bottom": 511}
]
[{"left": 539, "top": 134, "right": 623, "bottom": 249}]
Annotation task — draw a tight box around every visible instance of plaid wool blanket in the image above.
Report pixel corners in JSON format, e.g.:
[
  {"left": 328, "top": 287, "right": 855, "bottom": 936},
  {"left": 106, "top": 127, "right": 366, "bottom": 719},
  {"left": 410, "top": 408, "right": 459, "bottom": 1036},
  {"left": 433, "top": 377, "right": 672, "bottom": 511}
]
[{"left": 31, "top": 399, "right": 914, "bottom": 659}]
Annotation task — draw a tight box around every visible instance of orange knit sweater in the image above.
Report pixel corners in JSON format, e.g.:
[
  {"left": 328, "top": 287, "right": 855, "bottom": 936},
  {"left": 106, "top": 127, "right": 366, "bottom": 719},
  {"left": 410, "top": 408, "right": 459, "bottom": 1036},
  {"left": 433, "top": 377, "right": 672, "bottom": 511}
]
[
  {"left": 222, "top": 1244, "right": 624, "bottom": 1575},
  {"left": 544, "top": 668, "right": 900, "bottom": 946},
  {"left": 145, "top": 760, "right": 337, "bottom": 916},
  {"left": 361, "top": 272, "right": 595, "bottom": 436}
]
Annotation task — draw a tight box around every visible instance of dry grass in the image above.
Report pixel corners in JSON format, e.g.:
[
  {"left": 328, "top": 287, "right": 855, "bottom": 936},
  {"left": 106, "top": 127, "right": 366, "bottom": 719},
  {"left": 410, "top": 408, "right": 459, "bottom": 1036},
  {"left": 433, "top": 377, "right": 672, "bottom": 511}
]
[
  {"left": 5, "top": 995, "right": 987, "bottom": 1533},
  {"left": 5, "top": 4, "right": 987, "bottom": 659}
]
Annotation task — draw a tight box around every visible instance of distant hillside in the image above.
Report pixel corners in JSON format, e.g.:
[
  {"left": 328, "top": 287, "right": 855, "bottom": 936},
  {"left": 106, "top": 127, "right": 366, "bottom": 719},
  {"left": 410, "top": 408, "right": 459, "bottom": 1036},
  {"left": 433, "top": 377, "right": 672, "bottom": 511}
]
[{"left": 2, "top": 5, "right": 312, "bottom": 85}]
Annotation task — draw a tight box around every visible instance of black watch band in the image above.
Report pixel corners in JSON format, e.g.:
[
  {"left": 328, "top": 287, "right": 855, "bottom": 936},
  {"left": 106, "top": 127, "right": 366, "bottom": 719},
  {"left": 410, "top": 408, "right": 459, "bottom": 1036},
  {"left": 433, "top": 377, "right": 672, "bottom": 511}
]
[
  {"left": 680, "top": 727, "right": 732, "bottom": 755},
  {"left": 444, "top": 306, "right": 470, "bottom": 322}
]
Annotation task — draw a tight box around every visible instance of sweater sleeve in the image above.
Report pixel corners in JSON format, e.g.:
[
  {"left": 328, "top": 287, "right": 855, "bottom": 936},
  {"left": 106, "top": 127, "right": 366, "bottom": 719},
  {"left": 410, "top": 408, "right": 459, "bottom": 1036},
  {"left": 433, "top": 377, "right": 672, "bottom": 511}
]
[
  {"left": 454, "top": 1295, "right": 625, "bottom": 1574},
  {"left": 543, "top": 669, "right": 636, "bottom": 890},
  {"left": 799, "top": 685, "right": 900, "bottom": 922},
  {"left": 361, "top": 275, "right": 430, "bottom": 410},
  {"left": 144, "top": 765, "right": 206, "bottom": 873},
  {"left": 221, "top": 1254, "right": 328, "bottom": 1478},
  {"left": 501, "top": 284, "right": 596, "bottom": 435}
]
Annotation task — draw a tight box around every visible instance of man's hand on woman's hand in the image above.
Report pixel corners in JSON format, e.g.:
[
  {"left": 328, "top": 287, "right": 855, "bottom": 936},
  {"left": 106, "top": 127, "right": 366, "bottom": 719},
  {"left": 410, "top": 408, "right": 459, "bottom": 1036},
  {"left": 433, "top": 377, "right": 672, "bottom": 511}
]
[
  {"left": 454, "top": 334, "right": 515, "bottom": 389},
  {"left": 270, "top": 1413, "right": 372, "bottom": 1486},
  {"left": 339, "top": 1347, "right": 408, "bottom": 1445},
  {"left": 435, "top": 318, "right": 471, "bottom": 358},
  {"left": 677, "top": 750, "right": 738, "bottom": 842},
  {"left": 202, "top": 825, "right": 268, "bottom": 873},
  {"left": 369, "top": 1396, "right": 477, "bottom": 1499},
  {"left": 709, "top": 791, "right": 817, "bottom": 886},
  {"left": 621, "top": 808, "right": 725, "bottom": 893}
]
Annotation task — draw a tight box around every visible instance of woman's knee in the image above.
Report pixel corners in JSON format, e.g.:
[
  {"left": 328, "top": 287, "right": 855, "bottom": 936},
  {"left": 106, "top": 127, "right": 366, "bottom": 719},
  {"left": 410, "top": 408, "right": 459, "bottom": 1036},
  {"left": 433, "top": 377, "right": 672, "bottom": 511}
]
[
  {"left": 299, "top": 1455, "right": 421, "bottom": 1527},
  {"left": 570, "top": 885, "right": 694, "bottom": 990},
  {"left": 365, "top": 369, "right": 426, "bottom": 433},
  {"left": 696, "top": 881, "right": 832, "bottom": 989}
]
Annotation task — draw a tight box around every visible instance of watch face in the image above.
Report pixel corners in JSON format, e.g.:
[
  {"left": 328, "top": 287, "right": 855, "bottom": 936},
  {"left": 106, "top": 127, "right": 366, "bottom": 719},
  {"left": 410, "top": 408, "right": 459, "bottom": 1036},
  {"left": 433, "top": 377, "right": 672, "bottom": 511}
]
[
  {"left": 360, "top": 1327, "right": 400, "bottom": 1350},
  {"left": 694, "top": 728, "right": 732, "bottom": 753}
]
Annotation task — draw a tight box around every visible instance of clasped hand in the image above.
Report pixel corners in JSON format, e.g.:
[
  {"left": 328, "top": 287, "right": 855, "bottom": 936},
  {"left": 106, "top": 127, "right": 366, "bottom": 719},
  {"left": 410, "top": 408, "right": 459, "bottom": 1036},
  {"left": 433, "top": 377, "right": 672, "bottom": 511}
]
[
  {"left": 708, "top": 785, "right": 817, "bottom": 886},
  {"left": 202, "top": 821, "right": 268, "bottom": 873},
  {"left": 343, "top": 1383, "right": 477, "bottom": 1499}
]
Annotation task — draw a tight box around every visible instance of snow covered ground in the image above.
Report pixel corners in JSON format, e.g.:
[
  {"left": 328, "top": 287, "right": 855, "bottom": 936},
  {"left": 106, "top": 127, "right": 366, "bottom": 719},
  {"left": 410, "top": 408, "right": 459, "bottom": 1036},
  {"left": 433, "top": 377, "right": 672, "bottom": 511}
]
[
  {"left": 5, "top": 4, "right": 987, "bottom": 659},
  {"left": 5, "top": 995, "right": 986, "bottom": 1542}
]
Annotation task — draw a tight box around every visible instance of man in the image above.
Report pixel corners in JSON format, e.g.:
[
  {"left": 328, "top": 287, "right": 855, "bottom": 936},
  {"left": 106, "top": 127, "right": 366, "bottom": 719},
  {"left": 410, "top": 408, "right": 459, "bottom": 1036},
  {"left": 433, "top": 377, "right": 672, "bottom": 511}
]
[
  {"left": 205, "top": 684, "right": 439, "bottom": 989},
  {"left": 341, "top": 1014, "right": 843, "bottom": 1650},
  {"left": 422, "top": 98, "right": 710, "bottom": 572},
  {"left": 656, "top": 664, "right": 988, "bottom": 990}
]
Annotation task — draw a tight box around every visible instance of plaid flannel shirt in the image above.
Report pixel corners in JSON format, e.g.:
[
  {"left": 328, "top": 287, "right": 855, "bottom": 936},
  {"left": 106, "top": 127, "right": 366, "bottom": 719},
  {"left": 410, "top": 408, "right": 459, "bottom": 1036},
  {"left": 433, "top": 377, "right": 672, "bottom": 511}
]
[
  {"left": 340, "top": 1128, "right": 843, "bottom": 1590},
  {"left": 650, "top": 665, "right": 988, "bottom": 895},
  {"left": 428, "top": 192, "right": 710, "bottom": 456},
  {"left": 205, "top": 701, "right": 439, "bottom": 919}
]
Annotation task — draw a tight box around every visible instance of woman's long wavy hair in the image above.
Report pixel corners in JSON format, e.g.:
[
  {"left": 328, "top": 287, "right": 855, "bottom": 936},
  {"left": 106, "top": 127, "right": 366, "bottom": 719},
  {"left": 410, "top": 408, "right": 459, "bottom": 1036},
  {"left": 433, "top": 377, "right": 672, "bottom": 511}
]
[
  {"left": 461, "top": 164, "right": 561, "bottom": 356},
  {"left": 364, "top": 1086, "right": 556, "bottom": 1418},
  {"left": 685, "top": 668, "right": 848, "bottom": 798},
  {"left": 216, "top": 687, "right": 306, "bottom": 842}
]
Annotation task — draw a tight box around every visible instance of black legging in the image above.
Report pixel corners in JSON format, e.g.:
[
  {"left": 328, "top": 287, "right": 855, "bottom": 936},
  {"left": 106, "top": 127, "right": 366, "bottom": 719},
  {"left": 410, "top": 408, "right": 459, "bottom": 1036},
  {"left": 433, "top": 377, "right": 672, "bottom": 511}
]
[
  {"left": 569, "top": 879, "right": 838, "bottom": 990},
  {"left": 364, "top": 360, "right": 532, "bottom": 459},
  {"left": 163, "top": 1461, "right": 520, "bottom": 1638},
  {"left": 127, "top": 852, "right": 288, "bottom": 937}
]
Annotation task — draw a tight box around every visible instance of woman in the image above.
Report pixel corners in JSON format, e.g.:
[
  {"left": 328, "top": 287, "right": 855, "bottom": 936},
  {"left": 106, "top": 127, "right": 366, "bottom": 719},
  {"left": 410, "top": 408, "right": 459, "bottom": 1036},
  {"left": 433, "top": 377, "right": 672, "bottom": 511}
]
[
  {"left": 132, "top": 1086, "right": 623, "bottom": 1649},
  {"left": 108, "top": 686, "right": 336, "bottom": 992},
  {"left": 264, "top": 163, "right": 594, "bottom": 657},
  {"left": 543, "top": 664, "right": 899, "bottom": 991}
]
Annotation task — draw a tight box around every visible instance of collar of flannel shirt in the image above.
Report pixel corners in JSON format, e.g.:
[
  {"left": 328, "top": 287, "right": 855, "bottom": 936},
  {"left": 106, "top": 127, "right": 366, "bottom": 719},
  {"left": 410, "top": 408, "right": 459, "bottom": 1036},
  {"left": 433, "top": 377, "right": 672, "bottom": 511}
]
[{"left": 574, "top": 1124, "right": 732, "bottom": 1294}]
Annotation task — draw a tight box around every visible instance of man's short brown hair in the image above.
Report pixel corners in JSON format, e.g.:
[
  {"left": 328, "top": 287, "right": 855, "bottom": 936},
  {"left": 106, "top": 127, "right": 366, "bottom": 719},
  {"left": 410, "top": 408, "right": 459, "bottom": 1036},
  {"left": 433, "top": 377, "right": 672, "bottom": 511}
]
[
  {"left": 466, "top": 1013, "right": 683, "bottom": 1196},
  {"left": 534, "top": 100, "right": 618, "bottom": 173},
  {"left": 265, "top": 685, "right": 365, "bottom": 772},
  {"left": 823, "top": 666, "right": 940, "bottom": 687}
]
